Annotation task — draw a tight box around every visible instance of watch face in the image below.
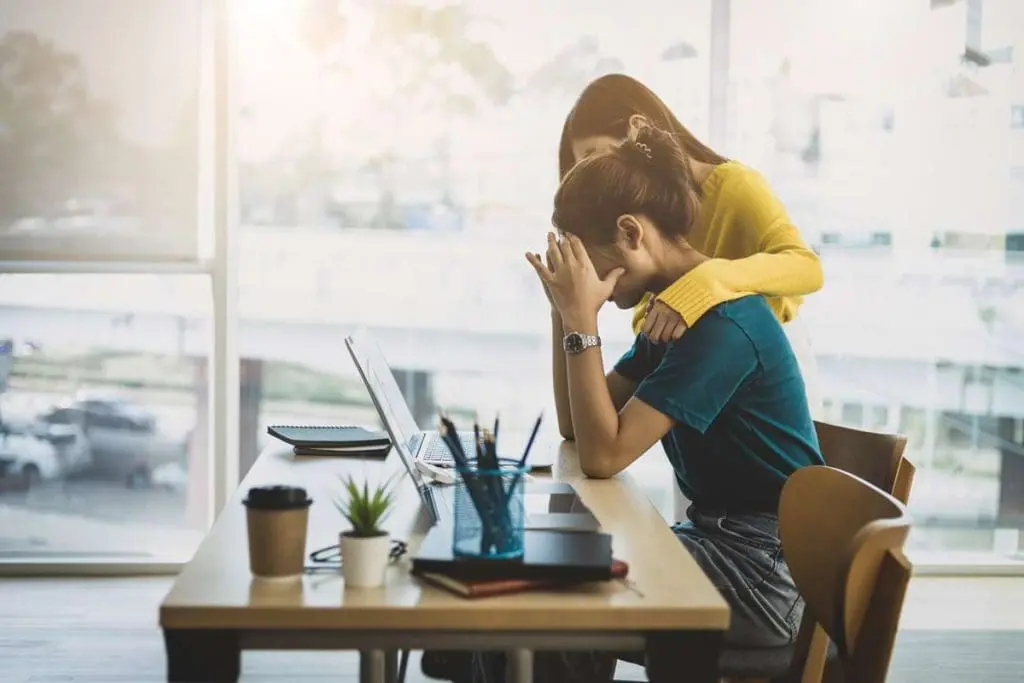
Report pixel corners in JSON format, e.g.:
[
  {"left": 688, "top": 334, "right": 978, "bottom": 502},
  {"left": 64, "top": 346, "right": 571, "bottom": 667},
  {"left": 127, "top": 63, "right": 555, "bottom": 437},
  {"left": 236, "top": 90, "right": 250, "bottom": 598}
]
[{"left": 564, "top": 332, "right": 584, "bottom": 353}]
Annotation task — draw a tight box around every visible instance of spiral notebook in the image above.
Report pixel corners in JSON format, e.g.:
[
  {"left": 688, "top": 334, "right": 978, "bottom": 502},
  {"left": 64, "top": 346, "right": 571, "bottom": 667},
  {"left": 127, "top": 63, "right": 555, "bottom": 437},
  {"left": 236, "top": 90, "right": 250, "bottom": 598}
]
[{"left": 267, "top": 425, "right": 391, "bottom": 457}]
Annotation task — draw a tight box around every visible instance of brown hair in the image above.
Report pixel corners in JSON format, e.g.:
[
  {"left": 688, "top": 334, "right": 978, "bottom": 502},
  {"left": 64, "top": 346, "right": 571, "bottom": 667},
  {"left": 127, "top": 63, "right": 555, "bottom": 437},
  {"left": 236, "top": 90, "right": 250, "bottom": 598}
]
[
  {"left": 558, "top": 73, "right": 727, "bottom": 179},
  {"left": 552, "top": 124, "right": 699, "bottom": 245}
]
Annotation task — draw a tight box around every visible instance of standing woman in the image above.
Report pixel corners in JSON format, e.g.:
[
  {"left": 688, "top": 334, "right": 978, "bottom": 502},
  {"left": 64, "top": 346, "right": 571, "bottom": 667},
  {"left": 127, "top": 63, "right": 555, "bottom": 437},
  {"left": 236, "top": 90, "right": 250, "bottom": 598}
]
[{"left": 552, "top": 73, "right": 824, "bottom": 432}]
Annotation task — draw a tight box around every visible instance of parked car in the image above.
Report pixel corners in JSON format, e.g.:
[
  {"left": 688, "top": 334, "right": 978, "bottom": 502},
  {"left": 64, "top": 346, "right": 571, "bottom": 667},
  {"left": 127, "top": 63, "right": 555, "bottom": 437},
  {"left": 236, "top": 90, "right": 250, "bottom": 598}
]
[
  {"left": 37, "top": 394, "right": 187, "bottom": 487},
  {"left": 0, "top": 450, "right": 30, "bottom": 493},
  {"left": 0, "top": 419, "right": 91, "bottom": 484}
]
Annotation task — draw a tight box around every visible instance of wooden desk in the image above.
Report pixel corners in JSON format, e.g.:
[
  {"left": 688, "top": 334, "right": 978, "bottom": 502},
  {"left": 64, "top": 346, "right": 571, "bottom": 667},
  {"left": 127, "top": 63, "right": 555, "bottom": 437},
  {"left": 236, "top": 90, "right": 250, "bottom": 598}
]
[{"left": 160, "top": 442, "right": 729, "bottom": 683}]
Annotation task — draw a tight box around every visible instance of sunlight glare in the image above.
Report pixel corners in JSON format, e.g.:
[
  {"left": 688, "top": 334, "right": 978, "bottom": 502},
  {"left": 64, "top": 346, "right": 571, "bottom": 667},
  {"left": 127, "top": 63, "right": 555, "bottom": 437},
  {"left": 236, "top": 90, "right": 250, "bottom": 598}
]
[{"left": 234, "top": 0, "right": 298, "bottom": 43}]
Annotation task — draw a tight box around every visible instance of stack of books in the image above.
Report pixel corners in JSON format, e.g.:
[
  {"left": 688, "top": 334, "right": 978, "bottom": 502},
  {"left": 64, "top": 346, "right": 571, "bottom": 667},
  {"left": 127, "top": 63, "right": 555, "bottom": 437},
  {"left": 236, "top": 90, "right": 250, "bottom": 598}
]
[
  {"left": 267, "top": 425, "right": 392, "bottom": 458},
  {"left": 415, "top": 558, "right": 630, "bottom": 598},
  {"left": 411, "top": 526, "right": 629, "bottom": 599}
]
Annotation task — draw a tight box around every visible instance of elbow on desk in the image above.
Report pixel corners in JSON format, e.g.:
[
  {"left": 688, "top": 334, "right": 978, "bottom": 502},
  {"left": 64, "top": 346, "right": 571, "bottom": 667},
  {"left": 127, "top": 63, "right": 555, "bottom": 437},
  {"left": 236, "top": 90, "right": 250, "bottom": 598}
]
[
  {"left": 557, "top": 416, "right": 576, "bottom": 441},
  {"left": 580, "top": 456, "right": 622, "bottom": 480}
]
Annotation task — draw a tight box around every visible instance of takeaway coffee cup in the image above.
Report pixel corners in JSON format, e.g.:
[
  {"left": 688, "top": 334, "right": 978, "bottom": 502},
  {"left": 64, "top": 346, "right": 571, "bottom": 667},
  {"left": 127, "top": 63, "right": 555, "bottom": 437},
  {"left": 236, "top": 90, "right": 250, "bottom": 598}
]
[{"left": 242, "top": 485, "right": 313, "bottom": 579}]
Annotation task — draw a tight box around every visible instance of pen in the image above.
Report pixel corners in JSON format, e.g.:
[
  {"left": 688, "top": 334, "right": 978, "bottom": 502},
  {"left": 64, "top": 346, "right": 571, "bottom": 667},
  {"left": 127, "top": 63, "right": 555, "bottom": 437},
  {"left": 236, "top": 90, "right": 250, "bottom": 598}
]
[
  {"left": 518, "top": 413, "right": 543, "bottom": 469},
  {"left": 504, "top": 413, "right": 543, "bottom": 504}
]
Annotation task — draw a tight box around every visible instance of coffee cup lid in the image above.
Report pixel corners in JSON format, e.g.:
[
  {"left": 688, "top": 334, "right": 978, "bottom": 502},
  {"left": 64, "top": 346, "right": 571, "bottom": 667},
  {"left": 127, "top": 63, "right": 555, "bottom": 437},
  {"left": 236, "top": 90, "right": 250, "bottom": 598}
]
[{"left": 243, "top": 485, "right": 312, "bottom": 510}]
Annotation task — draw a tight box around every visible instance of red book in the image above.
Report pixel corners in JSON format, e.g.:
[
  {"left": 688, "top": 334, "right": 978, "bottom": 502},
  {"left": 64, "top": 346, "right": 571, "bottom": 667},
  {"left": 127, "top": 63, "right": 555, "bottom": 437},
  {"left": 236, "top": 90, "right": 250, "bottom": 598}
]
[{"left": 415, "top": 559, "right": 630, "bottom": 599}]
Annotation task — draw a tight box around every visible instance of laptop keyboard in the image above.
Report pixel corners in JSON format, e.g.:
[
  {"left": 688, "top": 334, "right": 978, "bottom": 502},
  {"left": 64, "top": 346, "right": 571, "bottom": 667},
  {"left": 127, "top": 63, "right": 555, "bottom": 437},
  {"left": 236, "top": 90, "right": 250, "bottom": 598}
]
[{"left": 421, "top": 432, "right": 477, "bottom": 467}]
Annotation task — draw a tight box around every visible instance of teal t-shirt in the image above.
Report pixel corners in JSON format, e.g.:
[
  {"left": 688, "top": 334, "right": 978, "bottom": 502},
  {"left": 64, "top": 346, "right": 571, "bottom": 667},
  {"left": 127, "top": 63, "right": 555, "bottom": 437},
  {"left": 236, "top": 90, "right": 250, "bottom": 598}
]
[{"left": 614, "top": 295, "right": 823, "bottom": 513}]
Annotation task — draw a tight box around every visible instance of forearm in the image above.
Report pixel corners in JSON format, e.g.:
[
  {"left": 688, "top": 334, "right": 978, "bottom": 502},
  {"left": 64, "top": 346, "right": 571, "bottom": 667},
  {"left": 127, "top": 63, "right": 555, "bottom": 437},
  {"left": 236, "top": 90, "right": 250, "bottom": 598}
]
[
  {"left": 708, "top": 249, "right": 823, "bottom": 298},
  {"left": 551, "top": 312, "right": 574, "bottom": 440},
  {"left": 656, "top": 249, "right": 823, "bottom": 325},
  {"left": 562, "top": 315, "right": 621, "bottom": 478}
]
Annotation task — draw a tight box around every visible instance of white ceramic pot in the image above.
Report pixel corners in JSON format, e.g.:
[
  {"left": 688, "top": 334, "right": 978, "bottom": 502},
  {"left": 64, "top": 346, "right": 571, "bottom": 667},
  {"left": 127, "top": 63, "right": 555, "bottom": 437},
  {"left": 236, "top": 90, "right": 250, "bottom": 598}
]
[{"left": 340, "top": 532, "right": 390, "bottom": 588}]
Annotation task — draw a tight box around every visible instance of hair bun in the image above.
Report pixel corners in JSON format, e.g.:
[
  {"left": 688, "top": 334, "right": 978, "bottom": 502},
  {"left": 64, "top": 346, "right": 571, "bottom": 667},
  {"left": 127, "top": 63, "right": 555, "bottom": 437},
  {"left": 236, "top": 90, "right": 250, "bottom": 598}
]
[{"left": 630, "top": 124, "right": 683, "bottom": 176}]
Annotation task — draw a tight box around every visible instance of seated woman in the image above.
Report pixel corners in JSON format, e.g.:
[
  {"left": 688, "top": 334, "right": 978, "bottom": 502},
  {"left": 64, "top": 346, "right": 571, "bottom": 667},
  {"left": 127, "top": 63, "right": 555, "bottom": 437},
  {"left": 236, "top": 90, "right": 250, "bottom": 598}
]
[
  {"left": 422, "top": 125, "right": 824, "bottom": 683},
  {"left": 525, "top": 123, "right": 824, "bottom": 682}
]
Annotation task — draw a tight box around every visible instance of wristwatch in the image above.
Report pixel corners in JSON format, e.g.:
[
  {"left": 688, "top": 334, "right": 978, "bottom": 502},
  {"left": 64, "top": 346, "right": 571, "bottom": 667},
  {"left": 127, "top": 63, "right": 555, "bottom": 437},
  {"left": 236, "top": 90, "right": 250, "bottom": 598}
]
[{"left": 563, "top": 331, "right": 601, "bottom": 354}]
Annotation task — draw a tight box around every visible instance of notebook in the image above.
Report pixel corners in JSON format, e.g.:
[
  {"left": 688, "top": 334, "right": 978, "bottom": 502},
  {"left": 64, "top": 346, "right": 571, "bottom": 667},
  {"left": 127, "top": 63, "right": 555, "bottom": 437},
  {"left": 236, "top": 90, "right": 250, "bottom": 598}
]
[
  {"left": 411, "top": 527, "right": 614, "bottom": 582},
  {"left": 268, "top": 425, "right": 391, "bottom": 456},
  {"left": 415, "top": 558, "right": 629, "bottom": 599},
  {"left": 292, "top": 444, "right": 392, "bottom": 457}
]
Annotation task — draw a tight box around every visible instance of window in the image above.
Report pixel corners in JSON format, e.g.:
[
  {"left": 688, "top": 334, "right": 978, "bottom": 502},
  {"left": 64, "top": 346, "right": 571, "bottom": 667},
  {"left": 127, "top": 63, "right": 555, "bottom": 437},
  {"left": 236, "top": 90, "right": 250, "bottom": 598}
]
[
  {"left": 899, "top": 407, "right": 928, "bottom": 452},
  {"left": 840, "top": 403, "right": 865, "bottom": 427},
  {"left": 821, "top": 398, "right": 835, "bottom": 421},
  {"left": 0, "top": 274, "right": 210, "bottom": 562},
  {"left": 868, "top": 405, "right": 889, "bottom": 430},
  {"left": 1012, "top": 106, "right": 1024, "bottom": 129},
  {"left": 0, "top": 0, "right": 216, "bottom": 571},
  {"left": 725, "top": 1, "right": 1024, "bottom": 563},
  {"left": 834, "top": 402, "right": 889, "bottom": 431},
  {"left": 0, "top": 0, "right": 204, "bottom": 262},
  {"left": 230, "top": 1, "right": 1024, "bottom": 566}
]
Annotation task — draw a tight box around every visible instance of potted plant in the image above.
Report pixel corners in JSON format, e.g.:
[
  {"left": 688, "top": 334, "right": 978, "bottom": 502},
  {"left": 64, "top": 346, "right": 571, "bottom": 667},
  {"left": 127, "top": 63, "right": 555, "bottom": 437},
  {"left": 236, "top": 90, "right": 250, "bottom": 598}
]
[{"left": 334, "top": 473, "right": 396, "bottom": 588}]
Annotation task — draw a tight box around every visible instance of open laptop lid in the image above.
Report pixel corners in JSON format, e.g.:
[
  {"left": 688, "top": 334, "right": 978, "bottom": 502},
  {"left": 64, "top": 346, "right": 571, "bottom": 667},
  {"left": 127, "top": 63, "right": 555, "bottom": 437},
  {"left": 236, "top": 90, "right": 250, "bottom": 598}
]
[
  {"left": 344, "top": 331, "right": 433, "bottom": 504},
  {"left": 345, "top": 330, "right": 420, "bottom": 446}
]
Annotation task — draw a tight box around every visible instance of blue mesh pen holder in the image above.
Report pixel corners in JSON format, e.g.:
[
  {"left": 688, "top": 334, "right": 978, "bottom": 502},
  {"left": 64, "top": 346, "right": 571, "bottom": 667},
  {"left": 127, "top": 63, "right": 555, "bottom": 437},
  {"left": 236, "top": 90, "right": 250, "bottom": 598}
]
[{"left": 452, "top": 458, "right": 527, "bottom": 560}]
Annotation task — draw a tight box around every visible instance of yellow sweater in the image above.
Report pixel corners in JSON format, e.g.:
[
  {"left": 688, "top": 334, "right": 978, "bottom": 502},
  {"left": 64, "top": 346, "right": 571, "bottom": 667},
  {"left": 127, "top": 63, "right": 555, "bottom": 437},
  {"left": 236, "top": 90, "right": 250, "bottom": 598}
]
[{"left": 631, "top": 161, "right": 824, "bottom": 334}]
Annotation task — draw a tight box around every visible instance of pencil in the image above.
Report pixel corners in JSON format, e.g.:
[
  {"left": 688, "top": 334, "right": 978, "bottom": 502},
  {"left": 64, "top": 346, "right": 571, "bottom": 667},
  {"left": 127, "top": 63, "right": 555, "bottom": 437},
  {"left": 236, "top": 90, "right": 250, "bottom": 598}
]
[
  {"left": 438, "top": 420, "right": 470, "bottom": 471},
  {"left": 518, "top": 413, "right": 543, "bottom": 469},
  {"left": 473, "top": 420, "right": 482, "bottom": 464},
  {"left": 440, "top": 416, "right": 502, "bottom": 551},
  {"left": 483, "top": 430, "right": 497, "bottom": 469},
  {"left": 439, "top": 415, "right": 470, "bottom": 465},
  {"left": 504, "top": 413, "right": 543, "bottom": 504}
]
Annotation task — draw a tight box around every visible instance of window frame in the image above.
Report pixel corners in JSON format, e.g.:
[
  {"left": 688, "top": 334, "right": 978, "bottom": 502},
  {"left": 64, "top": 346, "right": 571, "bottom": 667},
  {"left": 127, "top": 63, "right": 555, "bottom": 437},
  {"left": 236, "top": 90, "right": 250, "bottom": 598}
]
[
  {"left": 0, "top": 0, "right": 238, "bottom": 576},
  {"left": 0, "top": 234, "right": 201, "bottom": 266}
]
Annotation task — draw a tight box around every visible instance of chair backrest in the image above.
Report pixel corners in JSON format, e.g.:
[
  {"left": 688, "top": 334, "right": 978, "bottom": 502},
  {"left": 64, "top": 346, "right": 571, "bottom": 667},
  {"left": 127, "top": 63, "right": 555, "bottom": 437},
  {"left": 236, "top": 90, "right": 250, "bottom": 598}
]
[
  {"left": 781, "top": 466, "right": 913, "bottom": 683},
  {"left": 814, "top": 420, "right": 915, "bottom": 505}
]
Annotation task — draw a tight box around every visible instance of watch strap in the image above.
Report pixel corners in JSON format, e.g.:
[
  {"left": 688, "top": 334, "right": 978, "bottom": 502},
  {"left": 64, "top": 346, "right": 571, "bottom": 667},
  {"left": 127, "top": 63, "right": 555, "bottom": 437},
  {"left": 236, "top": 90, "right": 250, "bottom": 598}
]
[{"left": 563, "top": 331, "right": 601, "bottom": 354}]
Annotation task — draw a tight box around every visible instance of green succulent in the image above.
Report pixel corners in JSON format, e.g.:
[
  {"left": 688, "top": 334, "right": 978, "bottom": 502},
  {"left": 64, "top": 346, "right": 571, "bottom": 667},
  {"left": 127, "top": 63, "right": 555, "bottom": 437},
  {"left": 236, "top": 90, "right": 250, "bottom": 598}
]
[{"left": 334, "top": 473, "right": 396, "bottom": 538}]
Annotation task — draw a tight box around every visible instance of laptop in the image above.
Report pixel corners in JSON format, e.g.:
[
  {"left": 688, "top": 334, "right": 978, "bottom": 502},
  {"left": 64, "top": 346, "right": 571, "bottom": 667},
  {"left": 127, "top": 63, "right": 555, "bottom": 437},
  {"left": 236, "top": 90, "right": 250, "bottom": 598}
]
[
  {"left": 344, "top": 330, "right": 599, "bottom": 532},
  {"left": 344, "top": 329, "right": 554, "bottom": 470}
]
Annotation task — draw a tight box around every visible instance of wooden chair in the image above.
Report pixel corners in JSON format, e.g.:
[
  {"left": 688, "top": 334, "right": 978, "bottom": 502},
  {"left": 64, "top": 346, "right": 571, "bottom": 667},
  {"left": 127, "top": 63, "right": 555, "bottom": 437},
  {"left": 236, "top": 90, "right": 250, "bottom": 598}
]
[
  {"left": 777, "top": 465, "right": 912, "bottom": 683},
  {"left": 616, "top": 422, "right": 918, "bottom": 683},
  {"left": 812, "top": 421, "right": 915, "bottom": 506},
  {"left": 719, "top": 422, "right": 916, "bottom": 683},
  {"left": 616, "top": 464, "right": 913, "bottom": 683}
]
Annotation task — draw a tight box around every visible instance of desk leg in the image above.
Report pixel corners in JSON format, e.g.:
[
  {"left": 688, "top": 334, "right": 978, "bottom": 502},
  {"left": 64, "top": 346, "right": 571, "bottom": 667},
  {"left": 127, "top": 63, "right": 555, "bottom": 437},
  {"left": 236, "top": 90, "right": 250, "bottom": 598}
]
[
  {"left": 360, "top": 649, "right": 391, "bottom": 683},
  {"left": 646, "top": 630, "right": 721, "bottom": 683},
  {"left": 505, "top": 649, "right": 533, "bottom": 683},
  {"left": 163, "top": 629, "right": 240, "bottom": 683},
  {"left": 385, "top": 649, "right": 399, "bottom": 683}
]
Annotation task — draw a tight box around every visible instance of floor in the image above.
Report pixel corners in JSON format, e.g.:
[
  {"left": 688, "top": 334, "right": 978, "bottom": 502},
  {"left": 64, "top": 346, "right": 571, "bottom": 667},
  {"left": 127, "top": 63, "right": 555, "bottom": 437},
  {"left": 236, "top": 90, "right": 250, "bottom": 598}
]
[{"left": 1, "top": 577, "right": 1022, "bottom": 682}]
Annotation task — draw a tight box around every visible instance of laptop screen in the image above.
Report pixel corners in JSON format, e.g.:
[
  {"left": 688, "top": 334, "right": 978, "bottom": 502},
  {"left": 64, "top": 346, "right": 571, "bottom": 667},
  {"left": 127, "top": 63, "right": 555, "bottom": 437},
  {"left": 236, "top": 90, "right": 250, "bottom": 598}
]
[
  {"left": 346, "top": 330, "right": 420, "bottom": 449},
  {"left": 345, "top": 331, "right": 430, "bottom": 493}
]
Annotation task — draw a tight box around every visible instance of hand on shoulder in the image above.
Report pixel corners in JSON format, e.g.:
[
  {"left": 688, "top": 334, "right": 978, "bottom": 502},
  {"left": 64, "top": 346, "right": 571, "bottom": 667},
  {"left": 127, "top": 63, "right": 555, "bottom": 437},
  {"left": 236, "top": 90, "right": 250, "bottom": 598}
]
[{"left": 642, "top": 298, "right": 687, "bottom": 343}]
